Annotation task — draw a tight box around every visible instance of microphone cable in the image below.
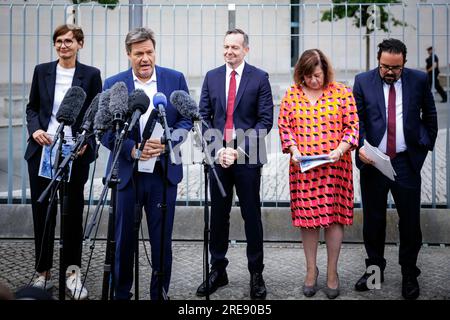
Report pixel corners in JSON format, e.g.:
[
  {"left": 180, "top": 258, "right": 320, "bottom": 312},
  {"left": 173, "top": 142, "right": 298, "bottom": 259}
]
[
  {"left": 78, "top": 184, "right": 110, "bottom": 300},
  {"left": 129, "top": 151, "right": 154, "bottom": 279}
]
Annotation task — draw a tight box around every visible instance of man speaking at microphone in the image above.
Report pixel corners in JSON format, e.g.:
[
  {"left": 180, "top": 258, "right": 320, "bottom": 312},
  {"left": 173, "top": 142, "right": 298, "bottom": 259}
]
[{"left": 101, "top": 27, "right": 191, "bottom": 300}]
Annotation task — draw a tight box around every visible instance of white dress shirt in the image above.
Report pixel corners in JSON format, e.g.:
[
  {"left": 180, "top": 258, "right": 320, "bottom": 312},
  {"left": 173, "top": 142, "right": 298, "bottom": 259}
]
[
  {"left": 225, "top": 61, "right": 245, "bottom": 140},
  {"left": 378, "top": 79, "right": 407, "bottom": 154},
  {"left": 132, "top": 69, "right": 157, "bottom": 139}
]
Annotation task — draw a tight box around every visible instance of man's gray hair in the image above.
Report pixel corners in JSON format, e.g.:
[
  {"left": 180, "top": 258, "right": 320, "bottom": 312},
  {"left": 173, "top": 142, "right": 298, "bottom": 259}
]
[
  {"left": 225, "top": 28, "right": 249, "bottom": 48},
  {"left": 125, "top": 27, "right": 156, "bottom": 54}
]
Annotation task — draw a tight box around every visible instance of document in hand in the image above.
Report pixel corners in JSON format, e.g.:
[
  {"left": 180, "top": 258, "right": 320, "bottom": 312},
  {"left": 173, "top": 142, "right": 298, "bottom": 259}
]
[
  {"left": 138, "top": 121, "right": 164, "bottom": 173},
  {"left": 38, "top": 133, "right": 74, "bottom": 182},
  {"left": 360, "top": 140, "right": 397, "bottom": 181},
  {"left": 296, "top": 154, "right": 333, "bottom": 173}
]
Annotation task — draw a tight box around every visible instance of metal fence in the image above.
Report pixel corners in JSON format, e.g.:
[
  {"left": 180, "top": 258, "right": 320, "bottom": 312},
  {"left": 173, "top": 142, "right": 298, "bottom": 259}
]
[{"left": 0, "top": 1, "right": 449, "bottom": 207}]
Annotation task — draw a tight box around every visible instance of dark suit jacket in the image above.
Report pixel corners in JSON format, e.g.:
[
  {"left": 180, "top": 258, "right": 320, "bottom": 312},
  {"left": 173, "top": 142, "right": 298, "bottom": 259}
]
[
  {"left": 353, "top": 67, "right": 438, "bottom": 173},
  {"left": 199, "top": 63, "right": 274, "bottom": 167},
  {"left": 24, "top": 60, "right": 102, "bottom": 164},
  {"left": 101, "top": 66, "right": 192, "bottom": 189}
]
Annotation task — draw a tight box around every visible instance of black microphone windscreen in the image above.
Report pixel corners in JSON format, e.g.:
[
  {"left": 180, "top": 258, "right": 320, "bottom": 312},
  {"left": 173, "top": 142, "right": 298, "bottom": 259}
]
[
  {"left": 93, "top": 90, "right": 113, "bottom": 132},
  {"left": 109, "top": 81, "right": 129, "bottom": 119},
  {"left": 56, "top": 86, "right": 87, "bottom": 125},
  {"left": 129, "top": 89, "right": 150, "bottom": 114},
  {"left": 169, "top": 90, "right": 200, "bottom": 120},
  {"left": 142, "top": 108, "right": 159, "bottom": 140},
  {"left": 81, "top": 93, "right": 100, "bottom": 131}
]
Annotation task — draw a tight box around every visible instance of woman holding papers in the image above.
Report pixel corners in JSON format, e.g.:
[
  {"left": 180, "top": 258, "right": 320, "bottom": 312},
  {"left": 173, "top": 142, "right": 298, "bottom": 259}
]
[
  {"left": 278, "top": 49, "right": 359, "bottom": 299},
  {"left": 24, "top": 24, "right": 102, "bottom": 299}
]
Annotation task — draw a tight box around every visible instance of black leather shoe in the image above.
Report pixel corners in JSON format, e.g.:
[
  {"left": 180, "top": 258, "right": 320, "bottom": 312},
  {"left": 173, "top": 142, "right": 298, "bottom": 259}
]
[
  {"left": 402, "top": 275, "right": 420, "bottom": 300},
  {"left": 196, "top": 270, "right": 228, "bottom": 297},
  {"left": 250, "top": 273, "right": 267, "bottom": 300},
  {"left": 354, "top": 271, "right": 384, "bottom": 291}
]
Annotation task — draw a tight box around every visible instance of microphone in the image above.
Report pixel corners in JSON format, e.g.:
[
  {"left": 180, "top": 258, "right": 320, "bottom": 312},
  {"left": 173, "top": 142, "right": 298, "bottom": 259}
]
[
  {"left": 50, "top": 86, "right": 86, "bottom": 150},
  {"left": 80, "top": 92, "right": 100, "bottom": 133},
  {"left": 93, "top": 90, "right": 113, "bottom": 139},
  {"left": 153, "top": 92, "right": 168, "bottom": 143},
  {"left": 135, "top": 108, "right": 159, "bottom": 160},
  {"left": 72, "top": 92, "right": 101, "bottom": 153},
  {"left": 169, "top": 90, "right": 209, "bottom": 130},
  {"left": 153, "top": 92, "right": 167, "bottom": 111},
  {"left": 108, "top": 81, "right": 129, "bottom": 128},
  {"left": 127, "top": 89, "right": 150, "bottom": 132},
  {"left": 169, "top": 90, "right": 203, "bottom": 121},
  {"left": 153, "top": 92, "right": 175, "bottom": 164}
]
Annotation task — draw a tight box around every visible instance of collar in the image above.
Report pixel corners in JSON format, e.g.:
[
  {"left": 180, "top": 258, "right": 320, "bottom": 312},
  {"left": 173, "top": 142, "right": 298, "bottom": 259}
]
[
  {"left": 132, "top": 68, "right": 157, "bottom": 85},
  {"left": 226, "top": 61, "right": 245, "bottom": 77},
  {"left": 382, "top": 78, "right": 402, "bottom": 88}
]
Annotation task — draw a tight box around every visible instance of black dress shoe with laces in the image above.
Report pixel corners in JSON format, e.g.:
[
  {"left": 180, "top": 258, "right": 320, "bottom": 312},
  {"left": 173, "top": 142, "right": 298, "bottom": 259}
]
[
  {"left": 250, "top": 273, "right": 267, "bottom": 300},
  {"left": 354, "top": 271, "right": 384, "bottom": 291},
  {"left": 196, "top": 270, "right": 228, "bottom": 297},
  {"left": 402, "top": 275, "right": 420, "bottom": 300}
]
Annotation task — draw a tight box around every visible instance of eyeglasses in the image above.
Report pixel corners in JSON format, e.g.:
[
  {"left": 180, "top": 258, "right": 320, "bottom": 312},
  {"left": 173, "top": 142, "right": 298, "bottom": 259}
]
[
  {"left": 54, "top": 38, "right": 74, "bottom": 48},
  {"left": 379, "top": 64, "right": 403, "bottom": 73}
]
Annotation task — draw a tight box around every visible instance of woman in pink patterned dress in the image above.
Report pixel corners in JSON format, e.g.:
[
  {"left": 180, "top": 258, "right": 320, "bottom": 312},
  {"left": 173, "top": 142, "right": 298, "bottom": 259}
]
[{"left": 278, "top": 49, "right": 359, "bottom": 299}]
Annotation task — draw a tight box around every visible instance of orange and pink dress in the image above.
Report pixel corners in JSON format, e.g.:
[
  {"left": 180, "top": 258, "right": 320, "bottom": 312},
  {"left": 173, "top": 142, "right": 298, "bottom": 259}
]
[{"left": 278, "top": 82, "right": 359, "bottom": 228}]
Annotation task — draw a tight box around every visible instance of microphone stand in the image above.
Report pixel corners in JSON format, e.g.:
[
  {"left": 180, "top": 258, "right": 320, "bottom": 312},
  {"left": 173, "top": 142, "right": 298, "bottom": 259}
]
[
  {"left": 82, "top": 150, "right": 116, "bottom": 299},
  {"left": 84, "top": 122, "right": 129, "bottom": 300},
  {"left": 192, "top": 120, "right": 226, "bottom": 301},
  {"left": 103, "top": 122, "right": 128, "bottom": 300},
  {"left": 132, "top": 140, "right": 142, "bottom": 300},
  {"left": 53, "top": 130, "right": 67, "bottom": 301},
  {"left": 156, "top": 110, "right": 175, "bottom": 301},
  {"left": 132, "top": 118, "right": 157, "bottom": 300},
  {"left": 37, "top": 129, "right": 67, "bottom": 300},
  {"left": 158, "top": 105, "right": 176, "bottom": 164}
]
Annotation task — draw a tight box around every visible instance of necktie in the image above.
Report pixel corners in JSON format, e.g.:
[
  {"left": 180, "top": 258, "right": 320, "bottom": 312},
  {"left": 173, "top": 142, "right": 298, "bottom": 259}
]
[
  {"left": 224, "top": 70, "right": 236, "bottom": 143},
  {"left": 386, "top": 84, "right": 396, "bottom": 159}
]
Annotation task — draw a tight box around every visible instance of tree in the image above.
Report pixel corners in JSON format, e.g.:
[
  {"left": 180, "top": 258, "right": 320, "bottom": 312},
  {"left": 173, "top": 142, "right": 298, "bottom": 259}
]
[
  {"left": 67, "top": 1, "right": 119, "bottom": 25},
  {"left": 321, "top": 0, "right": 406, "bottom": 71},
  {"left": 71, "top": 0, "right": 119, "bottom": 6}
]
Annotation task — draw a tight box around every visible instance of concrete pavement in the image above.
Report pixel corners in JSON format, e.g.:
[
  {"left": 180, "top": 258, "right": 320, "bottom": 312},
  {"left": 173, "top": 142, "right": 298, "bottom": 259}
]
[{"left": 0, "top": 240, "right": 449, "bottom": 300}]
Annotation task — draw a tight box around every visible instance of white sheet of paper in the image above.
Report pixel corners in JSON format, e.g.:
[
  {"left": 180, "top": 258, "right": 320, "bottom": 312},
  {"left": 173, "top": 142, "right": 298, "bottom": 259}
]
[
  {"left": 138, "top": 122, "right": 164, "bottom": 173},
  {"left": 295, "top": 154, "right": 333, "bottom": 173},
  {"left": 361, "top": 140, "right": 397, "bottom": 181}
]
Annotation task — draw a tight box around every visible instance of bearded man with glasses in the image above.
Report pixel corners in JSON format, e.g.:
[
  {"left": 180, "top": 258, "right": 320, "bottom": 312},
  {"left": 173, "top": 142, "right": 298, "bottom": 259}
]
[{"left": 352, "top": 38, "right": 437, "bottom": 300}]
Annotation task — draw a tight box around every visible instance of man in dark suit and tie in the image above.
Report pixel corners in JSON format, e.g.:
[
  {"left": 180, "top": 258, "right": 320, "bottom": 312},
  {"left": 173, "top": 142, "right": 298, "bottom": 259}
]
[
  {"left": 196, "top": 28, "right": 274, "bottom": 300},
  {"left": 353, "top": 38, "right": 438, "bottom": 300},
  {"left": 101, "top": 27, "right": 191, "bottom": 300}
]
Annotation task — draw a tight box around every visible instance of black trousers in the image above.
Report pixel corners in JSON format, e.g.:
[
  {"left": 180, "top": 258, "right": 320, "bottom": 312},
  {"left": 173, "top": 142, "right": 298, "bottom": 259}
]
[
  {"left": 209, "top": 164, "right": 264, "bottom": 274},
  {"left": 427, "top": 72, "right": 447, "bottom": 101},
  {"left": 27, "top": 148, "right": 89, "bottom": 273},
  {"left": 360, "top": 152, "right": 422, "bottom": 277}
]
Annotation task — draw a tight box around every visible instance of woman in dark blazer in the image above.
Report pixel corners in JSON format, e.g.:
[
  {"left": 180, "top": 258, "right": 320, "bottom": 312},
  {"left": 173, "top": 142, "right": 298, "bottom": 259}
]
[{"left": 25, "top": 24, "right": 102, "bottom": 299}]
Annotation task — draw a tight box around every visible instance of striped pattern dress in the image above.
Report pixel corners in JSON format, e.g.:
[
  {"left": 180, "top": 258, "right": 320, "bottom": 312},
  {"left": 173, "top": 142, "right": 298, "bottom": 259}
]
[{"left": 278, "top": 82, "right": 359, "bottom": 228}]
